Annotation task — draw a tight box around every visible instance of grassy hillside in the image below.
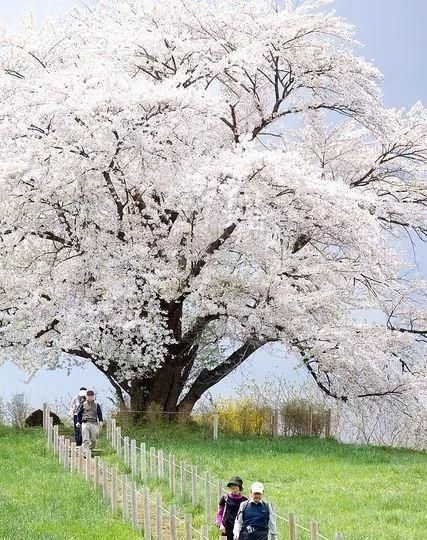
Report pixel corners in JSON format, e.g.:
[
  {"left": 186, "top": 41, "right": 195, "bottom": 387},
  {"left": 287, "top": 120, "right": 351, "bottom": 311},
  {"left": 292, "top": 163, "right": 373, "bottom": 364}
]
[
  {"left": 117, "top": 420, "right": 427, "bottom": 540},
  {"left": 0, "top": 425, "right": 139, "bottom": 540}
]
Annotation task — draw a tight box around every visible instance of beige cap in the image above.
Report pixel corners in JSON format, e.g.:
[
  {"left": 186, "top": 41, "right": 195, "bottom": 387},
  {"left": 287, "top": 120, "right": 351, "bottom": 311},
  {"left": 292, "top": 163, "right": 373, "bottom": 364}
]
[{"left": 251, "top": 482, "right": 264, "bottom": 494}]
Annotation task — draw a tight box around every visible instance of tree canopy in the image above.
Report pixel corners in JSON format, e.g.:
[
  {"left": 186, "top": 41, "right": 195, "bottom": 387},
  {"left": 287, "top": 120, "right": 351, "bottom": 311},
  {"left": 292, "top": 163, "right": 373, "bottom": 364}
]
[{"left": 0, "top": 0, "right": 426, "bottom": 415}]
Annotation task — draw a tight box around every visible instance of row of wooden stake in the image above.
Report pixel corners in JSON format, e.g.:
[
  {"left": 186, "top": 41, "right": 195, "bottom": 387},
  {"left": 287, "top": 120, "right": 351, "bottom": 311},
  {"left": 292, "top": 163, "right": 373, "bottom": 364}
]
[
  {"left": 109, "top": 420, "right": 216, "bottom": 519},
  {"left": 42, "top": 409, "right": 208, "bottom": 539},
  {"left": 107, "top": 417, "right": 345, "bottom": 540},
  {"left": 41, "top": 405, "right": 345, "bottom": 540}
]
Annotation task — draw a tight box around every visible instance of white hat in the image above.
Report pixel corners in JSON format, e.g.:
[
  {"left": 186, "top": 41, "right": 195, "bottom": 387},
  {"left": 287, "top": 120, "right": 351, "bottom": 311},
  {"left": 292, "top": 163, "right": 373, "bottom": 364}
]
[
  {"left": 78, "top": 390, "right": 87, "bottom": 397},
  {"left": 251, "top": 482, "right": 264, "bottom": 494}
]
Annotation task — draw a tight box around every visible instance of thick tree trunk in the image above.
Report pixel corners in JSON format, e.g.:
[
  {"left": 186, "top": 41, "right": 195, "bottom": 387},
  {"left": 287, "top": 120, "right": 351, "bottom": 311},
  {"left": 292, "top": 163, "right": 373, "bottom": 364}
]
[
  {"left": 105, "top": 339, "right": 265, "bottom": 420},
  {"left": 117, "top": 356, "right": 187, "bottom": 418}
]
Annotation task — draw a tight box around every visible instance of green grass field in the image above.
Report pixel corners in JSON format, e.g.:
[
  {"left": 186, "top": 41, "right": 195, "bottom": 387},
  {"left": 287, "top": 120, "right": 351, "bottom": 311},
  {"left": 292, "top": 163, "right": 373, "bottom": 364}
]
[
  {"left": 117, "top": 420, "right": 427, "bottom": 540},
  {"left": 1, "top": 422, "right": 425, "bottom": 539},
  {"left": 0, "top": 425, "right": 140, "bottom": 540}
]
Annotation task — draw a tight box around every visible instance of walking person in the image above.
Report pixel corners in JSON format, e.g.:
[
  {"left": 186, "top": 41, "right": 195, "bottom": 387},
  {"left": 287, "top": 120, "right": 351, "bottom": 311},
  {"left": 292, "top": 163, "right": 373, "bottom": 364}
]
[
  {"left": 233, "top": 482, "right": 277, "bottom": 540},
  {"left": 69, "top": 387, "right": 87, "bottom": 446},
  {"left": 217, "top": 476, "right": 248, "bottom": 539},
  {"left": 76, "top": 390, "right": 103, "bottom": 455}
]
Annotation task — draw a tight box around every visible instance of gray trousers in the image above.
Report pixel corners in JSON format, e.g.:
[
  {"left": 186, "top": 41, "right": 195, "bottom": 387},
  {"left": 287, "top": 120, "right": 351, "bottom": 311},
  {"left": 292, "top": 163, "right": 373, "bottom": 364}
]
[{"left": 82, "top": 422, "right": 99, "bottom": 454}]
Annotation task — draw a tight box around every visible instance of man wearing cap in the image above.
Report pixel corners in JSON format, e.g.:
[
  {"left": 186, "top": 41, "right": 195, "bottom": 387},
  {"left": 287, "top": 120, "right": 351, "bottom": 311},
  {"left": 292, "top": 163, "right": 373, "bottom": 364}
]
[
  {"left": 76, "top": 390, "right": 103, "bottom": 455},
  {"left": 217, "top": 476, "right": 248, "bottom": 539},
  {"left": 233, "top": 482, "right": 277, "bottom": 540},
  {"left": 69, "top": 387, "right": 87, "bottom": 446}
]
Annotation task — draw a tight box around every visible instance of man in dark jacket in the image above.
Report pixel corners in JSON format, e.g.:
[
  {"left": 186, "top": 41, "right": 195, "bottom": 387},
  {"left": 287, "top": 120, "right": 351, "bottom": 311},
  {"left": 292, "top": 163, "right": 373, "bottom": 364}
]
[
  {"left": 233, "top": 482, "right": 277, "bottom": 540},
  {"left": 76, "top": 390, "right": 103, "bottom": 455}
]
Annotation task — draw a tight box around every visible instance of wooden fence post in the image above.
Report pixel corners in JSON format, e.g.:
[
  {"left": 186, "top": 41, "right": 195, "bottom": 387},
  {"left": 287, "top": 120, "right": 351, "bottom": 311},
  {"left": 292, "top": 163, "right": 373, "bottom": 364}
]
[
  {"left": 191, "top": 465, "right": 198, "bottom": 505},
  {"left": 94, "top": 456, "right": 99, "bottom": 488},
  {"left": 184, "top": 514, "right": 192, "bottom": 540},
  {"left": 58, "top": 435, "right": 63, "bottom": 464},
  {"left": 62, "top": 436, "right": 66, "bottom": 465},
  {"left": 150, "top": 447, "right": 156, "bottom": 478},
  {"left": 70, "top": 442, "right": 76, "bottom": 471},
  {"left": 85, "top": 450, "right": 91, "bottom": 481},
  {"left": 204, "top": 471, "right": 211, "bottom": 523},
  {"left": 131, "top": 481, "right": 138, "bottom": 530},
  {"left": 121, "top": 474, "right": 128, "bottom": 521},
  {"left": 169, "top": 504, "right": 177, "bottom": 540},
  {"left": 180, "top": 461, "right": 186, "bottom": 498},
  {"left": 78, "top": 446, "right": 84, "bottom": 474},
  {"left": 111, "top": 419, "right": 116, "bottom": 447},
  {"left": 155, "top": 493, "right": 163, "bottom": 540},
  {"left": 53, "top": 425, "right": 59, "bottom": 455},
  {"left": 127, "top": 482, "right": 133, "bottom": 525},
  {"left": 140, "top": 442, "right": 147, "bottom": 480},
  {"left": 123, "top": 436, "right": 130, "bottom": 467},
  {"left": 102, "top": 463, "right": 108, "bottom": 499},
  {"left": 50, "top": 417, "right": 53, "bottom": 449},
  {"left": 308, "top": 407, "right": 313, "bottom": 436},
  {"left": 110, "top": 420, "right": 114, "bottom": 447},
  {"left": 64, "top": 438, "right": 70, "bottom": 471},
  {"left": 130, "top": 439, "right": 137, "bottom": 477},
  {"left": 201, "top": 524, "right": 209, "bottom": 539},
  {"left": 125, "top": 436, "right": 130, "bottom": 468},
  {"left": 116, "top": 426, "right": 122, "bottom": 457},
  {"left": 42, "top": 402, "right": 48, "bottom": 431},
  {"left": 289, "top": 512, "right": 297, "bottom": 540},
  {"left": 111, "top": 468, "right": 118, "bottom": 513},
  {"left": 47, "top": 417, "right": 54, "bottom": 450},
  {"left": 58, "top": 436, "right": 63, "bottom": 465},
  {"left": 213, "top": 410, "right": 219, "bottom": 440},
  {"left": 311, "top": 520, "right": 319, "bottom": 540},
  {"left": 169, "top": 453, "right": 175, "bottom": 496},
  {"left": 217, "top": 479, "right": 224, "bottom": 501},
  {"left": 144, "top": 488, "right": 151, "bottom": 539},
  {"left": 158, "top": 449, "right": 164, "bottom": 479},
  {"left": 62, "top": 437, "right": 67, "bottom": 467}
]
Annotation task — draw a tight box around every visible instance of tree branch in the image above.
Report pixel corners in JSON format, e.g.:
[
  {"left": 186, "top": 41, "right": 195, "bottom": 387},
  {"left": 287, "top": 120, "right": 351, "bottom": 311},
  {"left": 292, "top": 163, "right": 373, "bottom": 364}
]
[{"left": 177, "top": 339, "right": 264, "bottom": 411}]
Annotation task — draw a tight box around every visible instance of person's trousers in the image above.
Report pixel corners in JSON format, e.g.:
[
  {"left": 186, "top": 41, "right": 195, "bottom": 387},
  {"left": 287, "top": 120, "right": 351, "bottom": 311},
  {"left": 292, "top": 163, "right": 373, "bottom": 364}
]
[
  {"left": 81, "top": 422, "right": 99, "bottom": 454},
  {"left": 73, "top": 415, "right": 82, "bottom": 446}
]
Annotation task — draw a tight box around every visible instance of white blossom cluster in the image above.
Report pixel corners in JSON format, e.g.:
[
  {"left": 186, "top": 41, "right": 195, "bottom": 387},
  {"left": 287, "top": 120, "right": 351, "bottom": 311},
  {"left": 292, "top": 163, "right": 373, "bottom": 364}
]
[{"left": 0, "top": 0, "right": 425, "bottom": 410}]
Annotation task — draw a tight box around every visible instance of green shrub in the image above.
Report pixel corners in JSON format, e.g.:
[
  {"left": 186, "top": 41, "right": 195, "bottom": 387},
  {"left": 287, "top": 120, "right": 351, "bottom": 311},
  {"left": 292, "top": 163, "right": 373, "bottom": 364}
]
[{"left": 281, "top": 399, "right": 329, "bottom": 436}]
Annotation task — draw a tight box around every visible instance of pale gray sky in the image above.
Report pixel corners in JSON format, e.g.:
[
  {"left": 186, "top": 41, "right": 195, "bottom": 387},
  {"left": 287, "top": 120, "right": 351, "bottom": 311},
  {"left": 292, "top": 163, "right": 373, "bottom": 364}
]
[{"left": 0, "top": 1, "right": 426, "bottom": 409}]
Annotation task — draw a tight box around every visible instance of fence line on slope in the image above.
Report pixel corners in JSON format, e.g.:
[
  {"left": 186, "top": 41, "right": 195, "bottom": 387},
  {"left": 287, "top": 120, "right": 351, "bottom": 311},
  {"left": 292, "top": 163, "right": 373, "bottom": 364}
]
[
  {"left": 42, "top": 406, "right": 207, "bottom": 539},
  {"left": 108, "top": 416, "right": 345, "bottom": 540}
]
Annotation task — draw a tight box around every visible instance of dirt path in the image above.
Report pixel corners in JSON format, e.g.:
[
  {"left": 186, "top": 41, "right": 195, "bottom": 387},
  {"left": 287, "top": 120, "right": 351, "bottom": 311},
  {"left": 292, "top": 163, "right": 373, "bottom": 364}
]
[{"left": 59, "top": 436, "right": 176, "bottom": 538}]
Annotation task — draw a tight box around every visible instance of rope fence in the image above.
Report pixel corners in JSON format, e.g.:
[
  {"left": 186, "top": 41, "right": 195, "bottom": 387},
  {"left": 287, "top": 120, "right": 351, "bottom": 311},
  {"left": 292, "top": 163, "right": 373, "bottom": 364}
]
[
  {"left": 41, "top": 404, "right": 345, "bottom": 539},
  {"left": 42, "top": 405, "right": 208, "bottom": 539},
  {"left": 106, "top": 413, "right": 345, "bottom": 540}
]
